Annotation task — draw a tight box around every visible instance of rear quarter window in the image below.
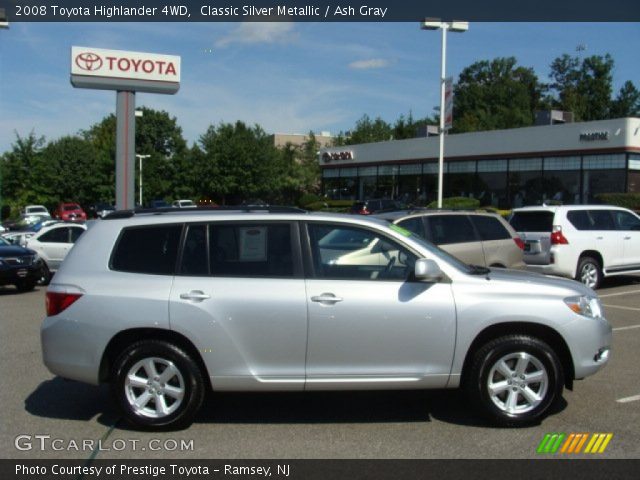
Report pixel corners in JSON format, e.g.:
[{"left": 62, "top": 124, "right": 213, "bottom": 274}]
[
  {"left": 111, "top": 224, "right": 182, "bottom": 275},
  {"left": 509, "top": 211, "right": 554, "bottom": 232}
]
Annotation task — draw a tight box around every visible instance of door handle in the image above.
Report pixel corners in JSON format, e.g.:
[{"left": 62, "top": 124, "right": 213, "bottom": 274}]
[
  {"left": 624, "top": 236, "right": 631, "bottom": 240},
  {"left": 311, "top": 293, "right": 343, "bottom": 304},
  {"left": 180, "top": 290, "right": 211, "bottom": 301}
]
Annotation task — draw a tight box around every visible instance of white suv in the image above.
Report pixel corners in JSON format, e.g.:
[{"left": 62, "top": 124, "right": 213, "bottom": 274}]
[{"left": 510, "top": 205, "right": 640, "bottom": 289}]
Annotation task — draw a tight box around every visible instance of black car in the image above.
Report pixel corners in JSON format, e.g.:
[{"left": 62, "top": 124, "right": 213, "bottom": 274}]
[{"left": 0, "top": 236, "right": 44, "bottom": 292}]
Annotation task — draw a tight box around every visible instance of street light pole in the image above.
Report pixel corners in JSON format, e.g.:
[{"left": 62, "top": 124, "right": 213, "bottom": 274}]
[
  {"left": 421, "top": 19, "right": 468, "bottom": 209},
  {"left": 136, "top": 154, "right": 150, "bottom": 207}
]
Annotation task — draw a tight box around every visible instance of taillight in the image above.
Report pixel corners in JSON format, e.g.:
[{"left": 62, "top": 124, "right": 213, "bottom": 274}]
[
  {"left": 46, "top": 292, "right": 82, "bottom": 316},
  {"left": 550, "top": 225, "right": 569, "bottom": 245},
  {"left": 514, "top": 237, "right": 525, "bottom": 250}
]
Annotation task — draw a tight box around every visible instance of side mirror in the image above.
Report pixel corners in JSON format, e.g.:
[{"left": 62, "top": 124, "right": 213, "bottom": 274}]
[{"left": 414, "top": 258, "right": 443, "bottom": 282}]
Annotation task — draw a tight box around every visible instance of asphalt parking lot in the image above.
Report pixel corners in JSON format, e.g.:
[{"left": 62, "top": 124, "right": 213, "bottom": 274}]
[{"left": 1, "top": 277, "right": 639, "bottom": 460}]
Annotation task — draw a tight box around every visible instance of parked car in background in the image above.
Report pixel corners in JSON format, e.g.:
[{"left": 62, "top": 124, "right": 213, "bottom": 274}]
[
  {"left": 510, "top": 205, "right": 640, "bottom": 289},
  {"left": 0, "top": 236, "right": 44, "bottom": 292},
  {"left": 172, "top": 199, "right": 197, "bottom": 208},
  {"left": 41, "top": 209, "right": 610, "bottom": 430},
  {"left": 350, "top": 199, "right": 404, "bottom": 215},
  {"left": 376, "top": 210, "right": 525, "bottom": 269},
  {"left": 52, "top": 203, "right": 87, "bottom": 222},
  {"left": 23, "top": 205, "right": 50, "bottom": 217},
  {"left": 87, "top": 202, "right": 115, "bottom": 219},
  {"left": 26, "top": 222, "right": 87, "bottom": 284}
]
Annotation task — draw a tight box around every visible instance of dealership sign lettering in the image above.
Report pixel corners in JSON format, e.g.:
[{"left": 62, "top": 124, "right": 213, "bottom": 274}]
[
  {"left": 71, "top": 46, "right": 181, "bottom": 83},
  {"left": 579, "top": 131, "right": 609, "bottom": 141},
  {"left": 322, "top": 151, "right": 355, "bottom": 162}
]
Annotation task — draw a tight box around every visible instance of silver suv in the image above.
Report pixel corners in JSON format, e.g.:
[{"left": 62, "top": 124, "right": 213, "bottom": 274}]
[{"left": 41, "top": 208, "right": 611, "bottom": 430}]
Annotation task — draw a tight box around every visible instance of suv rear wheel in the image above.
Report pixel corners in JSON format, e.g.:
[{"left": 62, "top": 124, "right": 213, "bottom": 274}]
[
  {"left": 465, "top": 335, "right": 563, "bottom": 427},
  {"left": 111, "top": 339, "right": 205, "bottom": 430},
  {"left": 576, "top": 256, "right": 602, "bottom": 290}
]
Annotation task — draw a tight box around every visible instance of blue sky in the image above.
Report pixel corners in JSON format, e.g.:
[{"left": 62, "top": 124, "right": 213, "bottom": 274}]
[{"left": 1, "top": 22, "right": 639, "bottom": 152}]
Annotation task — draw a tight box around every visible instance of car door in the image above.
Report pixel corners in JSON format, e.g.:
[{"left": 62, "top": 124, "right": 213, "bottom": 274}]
[
  {"left": 169, "top": 222, "right": 308, "bottom": 390},
  {"left": 424, "top": 214, "right": 485, "bottom": 266},
  {"left": 304, "top": 222, "right": 456, "bottom": 389},
  {"left": 612, "top": 209, "right": 640, "bottom": 269},
  {"left": 32, "top": 226, "right": 70, "bottom": 270}
]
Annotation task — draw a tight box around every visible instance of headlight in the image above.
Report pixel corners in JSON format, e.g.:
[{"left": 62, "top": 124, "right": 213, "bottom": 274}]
[
  {"left": 564, "top": 295, "right": 603, "bottom": 319},
  {"left": 30, "top": 254, "right": 41, "bottom": 265}
]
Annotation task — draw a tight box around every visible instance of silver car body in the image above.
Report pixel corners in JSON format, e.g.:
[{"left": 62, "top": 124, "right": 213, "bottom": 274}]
[{"left": 42, "top": 212, "right": 610, "bottom": 392}]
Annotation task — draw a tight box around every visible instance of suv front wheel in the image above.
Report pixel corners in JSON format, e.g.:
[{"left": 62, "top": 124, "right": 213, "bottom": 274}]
[
  {"left": 111, "top": 339, "right": 205, "bottom": 430},
  {"left": 465, "top": 335, "right": 564, "bottom": 427}
]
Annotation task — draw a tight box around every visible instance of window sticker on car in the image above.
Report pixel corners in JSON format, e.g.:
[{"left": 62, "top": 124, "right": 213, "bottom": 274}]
[
  {"left": 239, "top": 227, "right": 268, "bottom": 261},
  {"left": 389, "top": 224, "right": 412, "bottom": 237}
]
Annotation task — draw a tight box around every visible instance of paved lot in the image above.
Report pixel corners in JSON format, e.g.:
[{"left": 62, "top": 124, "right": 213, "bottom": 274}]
[{"left": 1, "top": 277, "right": 639, "bottom": 460}]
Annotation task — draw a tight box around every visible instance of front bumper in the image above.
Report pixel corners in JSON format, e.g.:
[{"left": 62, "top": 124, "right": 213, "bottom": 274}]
[
  {"left": 564, "top": 315, "right": 612, "bottom": 380},
  {"left": 0, "top": 264, "right": 42, "bottom": 286}
]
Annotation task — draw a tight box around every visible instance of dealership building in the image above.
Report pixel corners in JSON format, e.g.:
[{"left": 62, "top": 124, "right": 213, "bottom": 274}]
[{"left": 319, "top": 117, "right": 640, "bottom": 208}]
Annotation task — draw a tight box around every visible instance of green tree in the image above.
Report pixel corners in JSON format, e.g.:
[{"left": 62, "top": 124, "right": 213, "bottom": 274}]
[
  {"left": 83, "top": 107, "right": 188, "bottom": 204},
  {"left": 392, "top": 111, "right": 437, "bottom": 139},
  {"left": 344, "top": 114, "right": 392, "bottom": 144},
  {"left": 453, "top": 57, "right": 546, "bottom": 133},
  {"left": 1, "top": 132, "right": 46, "bottom": 213},
  {"left": 548, "top": 53, "right": 614, "bottom": 121},
  {"left": 610, "top": 81, "right": 640, "bottom": 118},
  {"left": 198, "top": 121, "right": 282, "bottom": 204}
]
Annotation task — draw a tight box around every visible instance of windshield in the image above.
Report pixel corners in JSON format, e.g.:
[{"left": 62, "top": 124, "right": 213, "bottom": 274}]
[
  {"left": 0, "top": 237, "right": 11, "bottom": 246},
  {"left": 64, "top": 205, "right": 80, "bottom": 211}
]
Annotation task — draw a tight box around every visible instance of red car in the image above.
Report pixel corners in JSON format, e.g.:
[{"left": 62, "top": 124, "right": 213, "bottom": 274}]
[{"left": 52, "top": 203, "right": 87, "bottom": 222}]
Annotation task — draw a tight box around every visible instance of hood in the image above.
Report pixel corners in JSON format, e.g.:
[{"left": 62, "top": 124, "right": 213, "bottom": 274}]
[
  {"left": 0, "top": 244, "right": 35, "bottom": 257},
  {"left": 484, "top": 267, "right": 595, "bottom": 297}
]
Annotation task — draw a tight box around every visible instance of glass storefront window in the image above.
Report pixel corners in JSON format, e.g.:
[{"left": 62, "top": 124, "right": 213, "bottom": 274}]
[
  {"left": 508, "top": 171, "right": 544, "bottom": 207},
  {"left": 582, "top": 169, "right": 626, "bottom": 203}
]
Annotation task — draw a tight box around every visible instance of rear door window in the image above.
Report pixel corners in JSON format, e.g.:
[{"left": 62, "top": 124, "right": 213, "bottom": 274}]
[
  {"left": 209, "top": 223, "right": 295, "bottom": 278},
  {"left": 588, "top": 210, "right": 616, "bottom": 230},
  {"left": 425, "top": 215, "right": 477, "bottom": 245},
  {"left": 470, "top": 216, "right": 511, "bottom": 241},
  {"left": 509, "top": 211, "right": 554, "bottom": 232}
]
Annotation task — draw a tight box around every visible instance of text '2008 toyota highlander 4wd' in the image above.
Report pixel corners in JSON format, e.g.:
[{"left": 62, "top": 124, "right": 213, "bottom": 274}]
[{"left": 41, "top": 208, "right": 611, "bottom": 430}]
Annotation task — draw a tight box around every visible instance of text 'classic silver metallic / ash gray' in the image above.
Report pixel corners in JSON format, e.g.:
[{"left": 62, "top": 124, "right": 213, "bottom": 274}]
[{"left": 41, "top": 210, "right": 611, "bottom": 429}]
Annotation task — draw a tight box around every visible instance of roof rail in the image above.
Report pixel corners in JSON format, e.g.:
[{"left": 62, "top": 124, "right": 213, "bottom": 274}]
[{"left": 102, "top": 205, "right": 307, "bottom": 220}]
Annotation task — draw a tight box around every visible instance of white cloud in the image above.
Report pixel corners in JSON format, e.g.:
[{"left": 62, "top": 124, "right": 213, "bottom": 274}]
[
  {"left": 348, "top": 58, "right": 390, "bottom": 70},
  {"left": 215, "top": 22, "right": 298, "bottom": 48}
]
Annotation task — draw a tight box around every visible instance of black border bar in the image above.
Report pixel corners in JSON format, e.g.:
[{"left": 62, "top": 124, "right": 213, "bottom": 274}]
[{"left": 2, "top": 0, "right": 640, "bottom": 22}]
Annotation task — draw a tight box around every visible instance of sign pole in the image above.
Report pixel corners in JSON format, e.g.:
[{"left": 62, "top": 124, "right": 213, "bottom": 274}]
[{"left": 115, "top": 91, "right": 136, "bottom": 210}]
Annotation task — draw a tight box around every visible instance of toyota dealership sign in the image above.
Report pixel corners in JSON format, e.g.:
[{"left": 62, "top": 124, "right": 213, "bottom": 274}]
[{"left": 71, "top": 46, "right": 180, "bottom": 94}]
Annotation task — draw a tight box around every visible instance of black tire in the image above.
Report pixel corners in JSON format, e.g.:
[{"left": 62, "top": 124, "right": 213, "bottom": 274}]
[
  {"left": 111, "top": 339, "right": 205, "bottom": 430},
  {"left": 464, "top": 335, "right": 564, "bottom": 427},
  {"left": 16, "top": 280, "right": 36, "bottom": 292},
  {"left": 576, "top": 256, "right": 602, "bottom": 290},
  {"left": 37, "top": 263, "right": 51, "bottom": 286}
]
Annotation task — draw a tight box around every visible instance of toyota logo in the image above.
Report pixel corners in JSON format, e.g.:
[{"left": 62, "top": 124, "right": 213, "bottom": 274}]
[{"left": 75, "top": 52, "right": 103, "bottom": 71}]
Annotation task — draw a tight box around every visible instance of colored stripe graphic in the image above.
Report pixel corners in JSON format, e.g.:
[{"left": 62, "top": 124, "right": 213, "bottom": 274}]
[
  {"left": 539, "top": 433, "right": 613, "bottom": 454},
  {"left": 537, "top": 433, "right": 565, "bottom": 453}
]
